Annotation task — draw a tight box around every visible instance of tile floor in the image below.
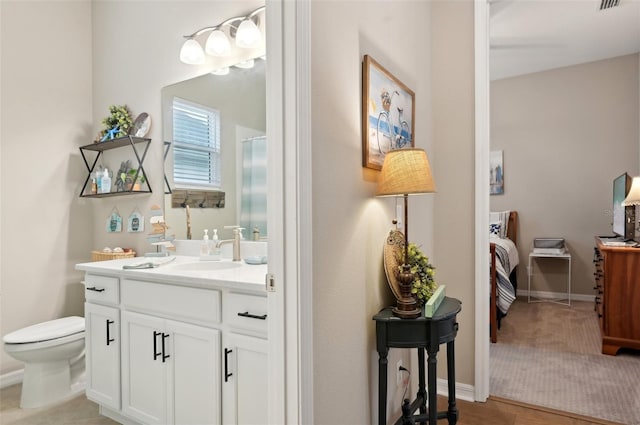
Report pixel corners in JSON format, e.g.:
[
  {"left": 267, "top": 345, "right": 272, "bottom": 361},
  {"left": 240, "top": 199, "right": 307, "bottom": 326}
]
[{"left": 0, "top": 384, "right": 117, "bottom": 425}]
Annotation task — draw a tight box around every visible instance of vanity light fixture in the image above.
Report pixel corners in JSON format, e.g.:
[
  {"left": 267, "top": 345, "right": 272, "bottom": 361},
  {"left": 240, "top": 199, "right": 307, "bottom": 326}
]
[{"left": 179, "top": 5, "right": 265, "bottom": 65}]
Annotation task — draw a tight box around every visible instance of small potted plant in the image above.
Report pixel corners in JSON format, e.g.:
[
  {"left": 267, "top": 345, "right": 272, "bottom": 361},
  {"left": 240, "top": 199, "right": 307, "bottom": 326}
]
[{"left": 127, "top": 168, "right": 146, "bottom": 191}]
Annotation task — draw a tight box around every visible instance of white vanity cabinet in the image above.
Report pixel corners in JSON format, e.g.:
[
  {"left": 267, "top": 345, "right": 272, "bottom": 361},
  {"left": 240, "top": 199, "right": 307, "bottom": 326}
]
[
  {"left": 222, "top": 292, "right": 269, "bottom": 425},
  {"left": 85, "top": 302, "right": 120, "bottom": 410},
  {"left": 121, "top": 278, "right": 222, "bottom": 425},
  {"left": 84, "top": 274, "right": 121, "bottom": 411},
  {"left": 77, "top": 260, "right": 268, "bottom": 425}
]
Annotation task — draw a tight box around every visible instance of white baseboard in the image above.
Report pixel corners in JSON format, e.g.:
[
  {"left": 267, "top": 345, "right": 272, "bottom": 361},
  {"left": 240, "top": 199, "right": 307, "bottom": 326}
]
[
  {"left": 0, "top": 368, "right": 23, "bottom": 389},
  {"left": 437, "top": 379, "right": 475, "bottom": 402},
  {"left": 516, "top": 289, "right": 594, "bottom": 303}
]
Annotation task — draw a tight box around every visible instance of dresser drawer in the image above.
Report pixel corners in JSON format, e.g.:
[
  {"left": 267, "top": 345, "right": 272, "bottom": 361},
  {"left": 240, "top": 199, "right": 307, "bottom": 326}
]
[
  {"left": 122, "top": 279, "right": 220, "bottom": 326},
  {"left": 224, "top": 292, "right": 267, "bottom": 335},
  {"left": 84, "top": 274, "right": 119, "bottom": 305}
]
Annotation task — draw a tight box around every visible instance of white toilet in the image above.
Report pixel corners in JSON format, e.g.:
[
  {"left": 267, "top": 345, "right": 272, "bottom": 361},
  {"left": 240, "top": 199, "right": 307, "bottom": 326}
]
[{"left": 3, "top": 316, "right": 86, "bottom": 408}]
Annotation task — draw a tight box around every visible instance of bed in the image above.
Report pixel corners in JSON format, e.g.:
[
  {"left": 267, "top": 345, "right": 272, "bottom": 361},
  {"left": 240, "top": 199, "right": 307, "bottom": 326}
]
[{"left": 490, "top": 211, "right": 519, "bottom": 343}]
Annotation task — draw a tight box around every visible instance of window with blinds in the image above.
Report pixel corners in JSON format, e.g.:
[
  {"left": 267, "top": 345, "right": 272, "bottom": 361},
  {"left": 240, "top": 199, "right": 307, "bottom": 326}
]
[{"left": 172, "top": 97, "right": 221, "bottom": 188}]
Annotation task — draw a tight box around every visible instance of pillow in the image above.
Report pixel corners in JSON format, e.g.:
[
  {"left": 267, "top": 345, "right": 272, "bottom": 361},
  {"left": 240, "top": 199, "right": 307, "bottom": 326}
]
[
  {"left": 489, "top": 222, "right": 502, "bottom": 237},
  {"left": 490, "top": 210, "right": 511, "bottom": 239}
]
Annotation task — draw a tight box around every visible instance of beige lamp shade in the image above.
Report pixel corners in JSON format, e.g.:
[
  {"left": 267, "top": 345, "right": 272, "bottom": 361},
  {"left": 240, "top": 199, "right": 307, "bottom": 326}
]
[
  {"left": 622, "top": 176, "right": 640, "bottom": 206},
  {"left": 376, "top": 148, "right": 436, "bottom": 196}
]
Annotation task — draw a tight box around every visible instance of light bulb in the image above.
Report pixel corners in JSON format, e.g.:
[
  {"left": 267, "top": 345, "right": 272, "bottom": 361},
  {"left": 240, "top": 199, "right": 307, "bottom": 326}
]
[
  {"left": 205, "top": 29, "right": 231, "bottom": 57},
  {"left": 211, "top": 67, "right": 230, "bottom": 76},
  {"left": 234, "top": 59, "right": 255, "bottom": 69},
  {"left": 179, "top": 39, "right": 205, "bottom": 65},
  {"left": 235, "top": 19, "right": 261, "bottom": 48}
]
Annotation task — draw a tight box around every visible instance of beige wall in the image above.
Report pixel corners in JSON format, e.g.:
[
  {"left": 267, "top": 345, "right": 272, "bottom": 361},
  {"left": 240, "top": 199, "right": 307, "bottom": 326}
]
[
  {"left": 0, "top": 1, "right": 93, "bottom": 374},
  {"left": 431, "top": 0, "right": 476, "bottom": 387},
  {"left": 491, "top": 54, "right": 640, "bottom": 296},
  {"left": 310, "top": 1, "right": 434, "bottom": 423}
]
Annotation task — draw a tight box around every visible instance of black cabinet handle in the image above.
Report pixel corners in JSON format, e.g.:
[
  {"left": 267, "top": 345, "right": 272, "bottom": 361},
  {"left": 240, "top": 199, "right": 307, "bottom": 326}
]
[
  {"left": 86, "top": 287, "right": 105, "bottom": 292},
  {"left": 106, "top": 320, "right": 115, "bottom": 346},
  {"left": 237, "top": 311, "right": 267, "bottom": 320},
  {"left": 153, "top": 331, "right": 162, "bottom": 361},
  {"left": 162, "top": 333, "right": 170, "bottom": 363},
  {"left": 224, "top": 348, "right": 233, "bottom": 382}
]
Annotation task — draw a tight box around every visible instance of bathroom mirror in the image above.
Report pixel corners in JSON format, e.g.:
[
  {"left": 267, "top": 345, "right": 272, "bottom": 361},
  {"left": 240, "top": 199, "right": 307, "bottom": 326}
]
[{"left": 162, "top": 59, "right": 266, "bottom": 240}]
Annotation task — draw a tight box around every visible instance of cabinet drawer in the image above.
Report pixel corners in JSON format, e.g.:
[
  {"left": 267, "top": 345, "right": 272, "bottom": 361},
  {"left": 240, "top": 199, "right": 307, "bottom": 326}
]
[
  {"left": 122, "top": 279, "right": 220, "bottom": 326},
  {"left": 224, "top": 292, "right": 267, "bottom": 335},
  {"left": 84, "top": 275, "right": 119, "bottom": 305}
]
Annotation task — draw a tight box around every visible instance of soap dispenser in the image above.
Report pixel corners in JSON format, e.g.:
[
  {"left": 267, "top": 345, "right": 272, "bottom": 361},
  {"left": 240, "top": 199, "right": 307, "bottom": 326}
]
[
  {"left": 211, "top": 229, "right": 221, "bottom": 260},
  {"left": 100, "top": 168, "right": 112, "bottom": 194},
  {"left": 200, "top": 229, "right": 210, "bottom": 256}
]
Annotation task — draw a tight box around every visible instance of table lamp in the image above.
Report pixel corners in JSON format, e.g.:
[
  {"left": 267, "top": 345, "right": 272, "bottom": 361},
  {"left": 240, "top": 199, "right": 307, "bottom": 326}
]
[
  {"left": 622, "top": 177, "right": 640, "bottom": 207},
  {"left": 376, "top": 148, "right": 436, "bottom": 318},
  {"left": 623, "top": 176, "right": 640, "bottom": 236}
]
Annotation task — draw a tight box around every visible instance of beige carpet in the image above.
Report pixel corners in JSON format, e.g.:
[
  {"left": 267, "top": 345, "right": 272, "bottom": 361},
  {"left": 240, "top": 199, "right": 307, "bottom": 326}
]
[{"left": 490, "top": 299, "right": 640, "bottom": 425}]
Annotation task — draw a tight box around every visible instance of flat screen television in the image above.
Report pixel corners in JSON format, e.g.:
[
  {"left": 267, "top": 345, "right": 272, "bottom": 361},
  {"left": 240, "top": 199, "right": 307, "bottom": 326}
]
[{"left": 612, "top": 172, "right": 635, "bottom": 240}]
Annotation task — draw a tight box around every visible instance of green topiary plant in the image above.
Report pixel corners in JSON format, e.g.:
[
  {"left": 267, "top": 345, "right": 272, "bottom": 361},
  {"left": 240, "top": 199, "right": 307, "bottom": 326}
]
[
  {"left": 96, "top": 104, "right": 133, "bottom": 142},
  {"left": 398, "top": 243, "right": 437, "bottom": 305}
]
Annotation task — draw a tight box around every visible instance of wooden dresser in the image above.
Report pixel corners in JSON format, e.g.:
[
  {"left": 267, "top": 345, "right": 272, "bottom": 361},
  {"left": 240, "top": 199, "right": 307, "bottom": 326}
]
[{"left": 593, "top": 237, "right": 640, "bottom": 355}]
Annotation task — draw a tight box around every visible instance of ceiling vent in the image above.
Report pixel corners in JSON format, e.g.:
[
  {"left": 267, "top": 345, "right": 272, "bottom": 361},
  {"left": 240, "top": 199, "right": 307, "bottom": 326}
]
[{"left": 600, "top": 0, "right": 620, "bottom": 10}]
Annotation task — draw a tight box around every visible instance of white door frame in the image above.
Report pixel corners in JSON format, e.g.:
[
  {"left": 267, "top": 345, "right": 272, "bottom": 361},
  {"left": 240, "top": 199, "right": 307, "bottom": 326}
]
[
  {"left": 266, "top": 0, "right": 313, "bottom": 423},
  {"left": 474, "top": 0, "right": 491, "bottom": 402}
]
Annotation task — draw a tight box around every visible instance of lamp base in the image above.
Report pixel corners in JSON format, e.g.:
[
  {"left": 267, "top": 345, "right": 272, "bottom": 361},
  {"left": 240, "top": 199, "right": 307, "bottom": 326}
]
[
  {"left": 392, "top": 303, "right": 421, "bottom": 319},
  {"left": 392, "top": 266, "right": 421, "bottom": 319}
]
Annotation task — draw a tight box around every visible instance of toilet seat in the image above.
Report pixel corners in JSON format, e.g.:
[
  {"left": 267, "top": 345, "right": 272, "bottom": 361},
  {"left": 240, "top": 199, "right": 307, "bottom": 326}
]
[{"left": 3, "top": 316, "right": 84, "bottom": 344}]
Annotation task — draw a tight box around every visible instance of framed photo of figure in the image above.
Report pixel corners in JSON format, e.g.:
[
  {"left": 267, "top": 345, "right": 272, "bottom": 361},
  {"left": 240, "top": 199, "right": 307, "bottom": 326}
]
[{"left": 362, "top": 55, "right": 415, "bottom": 170}]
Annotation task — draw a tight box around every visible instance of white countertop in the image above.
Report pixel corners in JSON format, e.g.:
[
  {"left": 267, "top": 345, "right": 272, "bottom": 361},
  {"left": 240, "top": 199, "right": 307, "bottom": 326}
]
[{"left": 76, "top": 255, "right": 267, "bottom": 293}]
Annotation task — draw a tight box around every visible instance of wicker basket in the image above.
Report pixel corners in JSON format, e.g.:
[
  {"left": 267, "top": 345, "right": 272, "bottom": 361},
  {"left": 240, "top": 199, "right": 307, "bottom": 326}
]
[{"left": 91, "top": 250, "right": 136, "bottom": 262}]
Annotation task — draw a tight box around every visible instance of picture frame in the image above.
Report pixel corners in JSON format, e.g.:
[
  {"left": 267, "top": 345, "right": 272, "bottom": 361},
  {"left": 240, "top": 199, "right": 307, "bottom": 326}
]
[
  {"left": 362, "top": 55, "right": 415, "bottom": 170},
  {"left": 490, "top": 150, "right": 504, "bottom": 195}
]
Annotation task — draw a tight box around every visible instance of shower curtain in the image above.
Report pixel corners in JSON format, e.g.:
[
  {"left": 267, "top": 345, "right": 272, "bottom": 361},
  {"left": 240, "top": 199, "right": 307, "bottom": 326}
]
[{"left": 240, "top": 136, "right": 267, "bottom": 238}]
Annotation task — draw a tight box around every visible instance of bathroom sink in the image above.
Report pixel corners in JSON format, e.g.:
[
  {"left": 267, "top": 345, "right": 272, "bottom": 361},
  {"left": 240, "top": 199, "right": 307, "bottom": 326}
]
[{"left": 168, "top": 261, "right": 243, "bottom": 272}]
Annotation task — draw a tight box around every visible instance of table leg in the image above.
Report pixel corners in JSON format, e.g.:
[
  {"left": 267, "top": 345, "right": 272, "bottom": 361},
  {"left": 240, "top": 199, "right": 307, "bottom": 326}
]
[
  {"left": 418, "top": 347, "right": 426, "bottom": 423},
  {"left": 378, "top": 347, "right": 388, "bottom": 425},
  {"left": 427, "top": 347, "right": 437, "bottom": 425},
  {"left": 446, "top": 340, "right": 458, "bottom": 424}
]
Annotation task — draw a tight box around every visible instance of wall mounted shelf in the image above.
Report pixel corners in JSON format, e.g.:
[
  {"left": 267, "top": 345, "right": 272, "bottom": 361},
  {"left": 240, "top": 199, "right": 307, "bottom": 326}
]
[{"left": 79, "top": 135, "right": 152, "bottom": 198}]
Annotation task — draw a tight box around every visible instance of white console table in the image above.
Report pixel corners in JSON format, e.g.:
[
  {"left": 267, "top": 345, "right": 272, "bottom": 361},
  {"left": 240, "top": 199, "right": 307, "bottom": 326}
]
[{"left": 527, "top": 251, "right": 572, "bottom": 306}]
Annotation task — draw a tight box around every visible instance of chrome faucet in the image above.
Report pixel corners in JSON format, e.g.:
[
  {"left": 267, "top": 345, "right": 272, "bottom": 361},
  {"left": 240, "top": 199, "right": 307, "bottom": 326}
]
[{"left": 216, "top": 226, "right": 242, "bottom": 261}]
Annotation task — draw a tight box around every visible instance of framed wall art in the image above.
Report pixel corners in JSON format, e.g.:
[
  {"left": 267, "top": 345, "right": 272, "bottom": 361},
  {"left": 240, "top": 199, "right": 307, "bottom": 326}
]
[
  {"left": 362, "top": 55, "right": 415, "bottom": 170},
  {"left": 490, "top": 150, "right": 504, "bottom": 195}
]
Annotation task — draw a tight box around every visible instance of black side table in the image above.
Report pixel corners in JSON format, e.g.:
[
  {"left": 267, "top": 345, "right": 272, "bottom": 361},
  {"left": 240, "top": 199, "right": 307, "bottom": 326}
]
[{"left": 373, "top": 297, "right": 461, "bottom": 425}]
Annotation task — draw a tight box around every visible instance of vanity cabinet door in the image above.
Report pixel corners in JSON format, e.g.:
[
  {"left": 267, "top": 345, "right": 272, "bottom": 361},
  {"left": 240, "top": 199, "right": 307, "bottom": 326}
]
[
  {"left": 121, "top": 311, "right": 167, "bottom": 425},
  {"left": 121, "top": 311, "right": 222, "bottom": 425},
  {"left": 222, "top": 333, "right": 268, "bottom": 425},
  {"left": 85, "top": 303, "right": 120, "bottom": 410},
  {"left": 168, "top": 320, "right": 221, "bottom": 425}
]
